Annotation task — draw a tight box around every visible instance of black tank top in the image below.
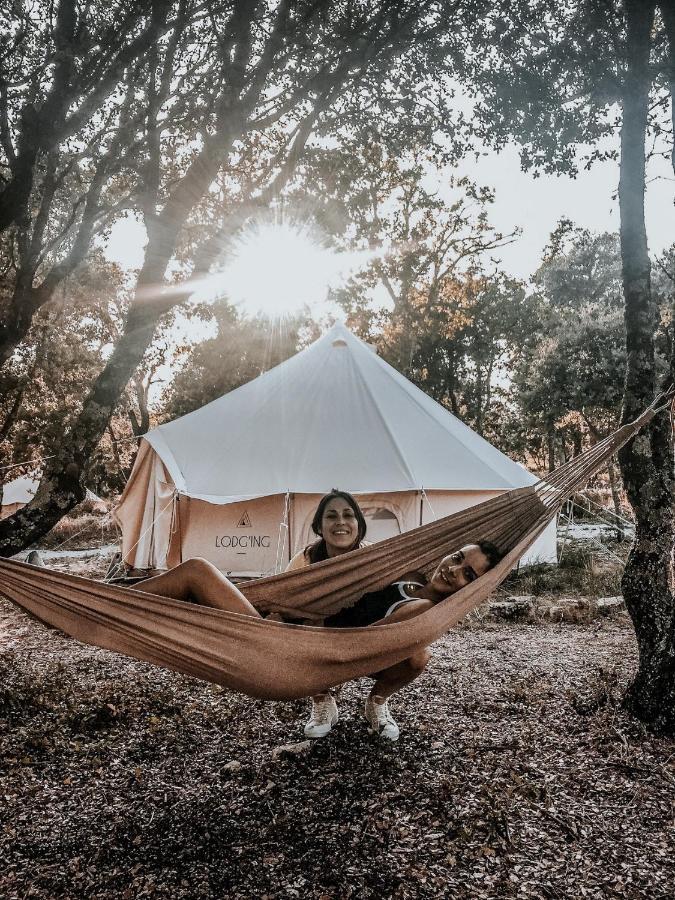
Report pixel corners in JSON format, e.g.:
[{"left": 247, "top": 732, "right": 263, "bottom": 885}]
[{"left": 323, "top": 582, "right": 422, "bottom": 628}]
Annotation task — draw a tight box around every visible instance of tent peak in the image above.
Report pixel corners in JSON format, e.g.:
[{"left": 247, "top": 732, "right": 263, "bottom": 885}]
[{"left": 322, "top": 321, "right": 377, "bottom": 353}]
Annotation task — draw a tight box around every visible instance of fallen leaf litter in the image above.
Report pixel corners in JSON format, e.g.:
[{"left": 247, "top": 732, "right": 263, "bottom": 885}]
[{"left": 1, "top": 597, "right": 674, "bottom": 899}]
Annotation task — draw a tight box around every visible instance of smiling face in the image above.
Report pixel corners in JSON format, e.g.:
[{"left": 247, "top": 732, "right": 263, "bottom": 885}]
[
  {"left": 321, "top": 497, "right": 360, "bottom": 557},
  {"left": 429, "top": 544, "right": 493, "bottom": 598}
]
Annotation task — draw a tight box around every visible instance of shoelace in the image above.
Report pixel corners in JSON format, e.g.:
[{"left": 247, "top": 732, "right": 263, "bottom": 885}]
[
  {"left": 312, "top": 701, "right": 333, "bottom": 724},
  {"left": 377, "top": 704, "right": 394, "bottom": 726},
  {"left": 369, "top": 699, "right": 393, "bottom": 727},
  {"left": 381, "top": 705, "right": 395, "bottom": 725}
]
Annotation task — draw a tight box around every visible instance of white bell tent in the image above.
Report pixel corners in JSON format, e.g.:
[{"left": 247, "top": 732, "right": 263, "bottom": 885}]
[
  {"left": 1, "top": 474, "right": 107, "bottom": 519},
  {"left": 115, "top": 322, "right": 557, "bottom": 575},
  {"left": 0, "top": 475, "right": 40, "bottom": 519}
]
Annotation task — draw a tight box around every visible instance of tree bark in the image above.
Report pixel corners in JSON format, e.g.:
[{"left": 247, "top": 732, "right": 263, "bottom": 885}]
[
  {"left": 547, "top": 422, "right": 556, "bottom": 473},
  {"left": 617, "top": 0, "right": 675, "bottom": 729},
  {"left": 607, "top": 461, "right": 625, "bottom": 543},
  {"left": 107, "top": 423, "right": 126, "bottom": 480},
  {"left": 0, "top": 277, "right": 44, "bottom": 370},
  {"left": 0, "top": 264, "right": 175, "bottom": 555},
  {"left": 571, "top": 426, "right": 583, "bottom": 458},
  {"left": 658, "top": 0, "right": 675, "bottom": 176},
  {"left": 131, "top": 375, "right": 151, "bottom": 436}
]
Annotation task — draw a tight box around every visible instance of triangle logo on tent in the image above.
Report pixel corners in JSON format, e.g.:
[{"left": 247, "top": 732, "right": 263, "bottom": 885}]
[{"left": 236, "top": 510, "right": 252, "bottom": 528}]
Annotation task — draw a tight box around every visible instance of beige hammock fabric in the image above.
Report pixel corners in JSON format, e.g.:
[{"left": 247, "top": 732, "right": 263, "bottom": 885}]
[{"left": 0, "top": 409, "right": 655, "bottom": 700}]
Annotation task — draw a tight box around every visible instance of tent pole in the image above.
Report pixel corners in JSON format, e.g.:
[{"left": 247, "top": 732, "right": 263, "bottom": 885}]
[{"left": 288, "top": 493, "right": 294, "bottom": 565}]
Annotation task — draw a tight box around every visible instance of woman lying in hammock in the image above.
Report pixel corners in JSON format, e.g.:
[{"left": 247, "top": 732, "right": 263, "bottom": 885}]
[{"left": 135, "top": 538, "right": 502, "bottom": 741}]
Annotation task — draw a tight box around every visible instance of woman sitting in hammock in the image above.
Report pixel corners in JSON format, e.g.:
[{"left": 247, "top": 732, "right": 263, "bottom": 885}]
[
  {"left": 136, "top": 531, "right": 502, "bottom": 742},
  {"left": 285, "top": 489, "right": 370, "bottom": 740}
]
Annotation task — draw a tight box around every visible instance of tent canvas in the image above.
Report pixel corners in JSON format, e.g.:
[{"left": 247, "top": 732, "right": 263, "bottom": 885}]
[
  {"left": 0, "top": 475, "right": 40, "bottom": 519},
  {"left": 116, "top": 323, "right": 557, "bottom": 574}
]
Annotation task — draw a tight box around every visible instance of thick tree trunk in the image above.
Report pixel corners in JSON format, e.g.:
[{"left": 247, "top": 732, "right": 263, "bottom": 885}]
[
  {"left": 0, "top": 105, "right": 43, "bottom": 234},
  {"left": 606, "top": 461, "right": 626, "bottom": 541},
  {"left": 659, "top": 0, "right": 675, "bottom": 176},
  {"left": 0, "top": 254, "right": 177, "bottom": 555},
  {"left": 0, "top": 285, "right": 42, "bottom": 370},
  {"left": 617, "top": 0, "right": 675, "bottom": 729},
  {"left": 547, "top": 422, "right": 556, "bottom": 473}
]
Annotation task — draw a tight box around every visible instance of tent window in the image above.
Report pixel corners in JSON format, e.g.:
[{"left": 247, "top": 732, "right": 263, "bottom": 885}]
[
  {"left": 363, "top": 506, "right": 401, "bottom": 543},
  {"left": 370, "top": 508, "right": 397, "bottom": 521}
]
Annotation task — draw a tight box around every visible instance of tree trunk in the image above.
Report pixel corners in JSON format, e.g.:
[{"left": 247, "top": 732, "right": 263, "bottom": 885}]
[
  {"left": 131, "top": 374, "right": 151, "bottom": 436},
  {"left": 106, "top": 423, "right": 126, "bottom": 480},
  {"left": 617, "top": 0, "right": 675, "bottom": 730},
  {"left": 475, "top": 367, "right": 484, "bottom": 435},
  {"left": 606, "top": 461, "right": 625, "bottom": 543},
  {"left": 571, "top": 426, "right": 583, "bottom": 458},
  {"left": 0, "top": 256, "right": 175, "bottom": 555},
  {"left": 659, "top": 0, "right": 675, "bottom": 177},
  {"left": 0, "top": 384, "right": 28, "bottom": 443},
  {"left": 446, "top": 349, "right": 460, "bottom": 416},
  {"left": 547, "top": 422, "right": 556, "bottom": 473},
  {"left": 0, "top": 285, "right": 41, "bottom": 370}
]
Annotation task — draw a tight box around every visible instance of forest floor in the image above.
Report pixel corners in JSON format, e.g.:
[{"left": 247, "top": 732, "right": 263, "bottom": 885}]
[{"left": 1, "top": 567, "right": 674, "bottom": 900}]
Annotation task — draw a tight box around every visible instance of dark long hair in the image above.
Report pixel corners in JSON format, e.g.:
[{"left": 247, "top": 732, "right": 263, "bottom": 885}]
[
  {"left": 476, "top": 539, "right": 503, "bottom": 569},
  {"left": 306, "top": 489, "right": 367, "bottom": 564}
]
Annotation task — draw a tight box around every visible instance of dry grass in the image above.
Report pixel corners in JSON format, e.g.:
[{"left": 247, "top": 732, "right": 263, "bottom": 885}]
[
  {"left": 37, "top": 512, "right": 120, "bottom": 551},
  {"left": 501, "top": 546, "right": 626, "bottom": 600}
]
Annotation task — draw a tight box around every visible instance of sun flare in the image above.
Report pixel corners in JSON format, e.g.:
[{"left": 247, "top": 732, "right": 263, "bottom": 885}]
[
  {"left": 193, "top": 222, "right": 379, "bottom": 317},
  {"left": 202, "top": 223, "right": 339, "bottom": 316}
]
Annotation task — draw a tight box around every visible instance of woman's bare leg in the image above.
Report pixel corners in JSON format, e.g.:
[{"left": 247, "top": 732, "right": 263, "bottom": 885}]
[
  {"left": 369, "top": 599, "right": 434, "bottom": 700},
  {"left": 363, "top": 599, "right": 434, "bottom": 739},
  {"left": 369, "top": 648, "right": 433, "bottom": 701},
  {"left": 135, "top": 558, "right": 261, "bottom": 617}
]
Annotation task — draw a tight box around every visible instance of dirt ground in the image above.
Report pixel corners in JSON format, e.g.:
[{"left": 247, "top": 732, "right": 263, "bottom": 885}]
[{"left": 1, "top": 593, "right": 674, "bottom": 900}]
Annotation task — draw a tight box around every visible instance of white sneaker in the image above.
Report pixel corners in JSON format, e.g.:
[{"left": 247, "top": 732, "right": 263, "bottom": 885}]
[
  {"left": 365, "top": 695, "right": 400, "bottom": 741},
  {"left": 304, "top": 694, "right": 339, "bottom": 738}
]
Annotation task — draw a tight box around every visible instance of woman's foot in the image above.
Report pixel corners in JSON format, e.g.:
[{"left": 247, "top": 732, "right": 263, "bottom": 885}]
[
  {"left": 365, "top": 694, "right": 400, "bottom": 741},
  {"left": 304, "top": 694, "right": 339, "bottom": 738}
]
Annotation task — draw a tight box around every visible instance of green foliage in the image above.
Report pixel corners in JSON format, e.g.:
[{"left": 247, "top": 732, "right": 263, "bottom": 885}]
[
  {"left": 508, "top": 225, "right": 671, "bottom": 470},
  {"left": 503, "top": 549, "right": 625, "bottom": 599},
  {"left": 298, "top": 143, "right": 536, "bottom": 437},
  {"left": 0, "top": 253, "right": 138, "bottom": 495}
]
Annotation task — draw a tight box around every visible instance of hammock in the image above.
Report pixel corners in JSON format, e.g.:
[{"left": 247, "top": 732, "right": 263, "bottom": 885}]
[{"left": 0, "top": 406, "right": 658, "bottom": 700}]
